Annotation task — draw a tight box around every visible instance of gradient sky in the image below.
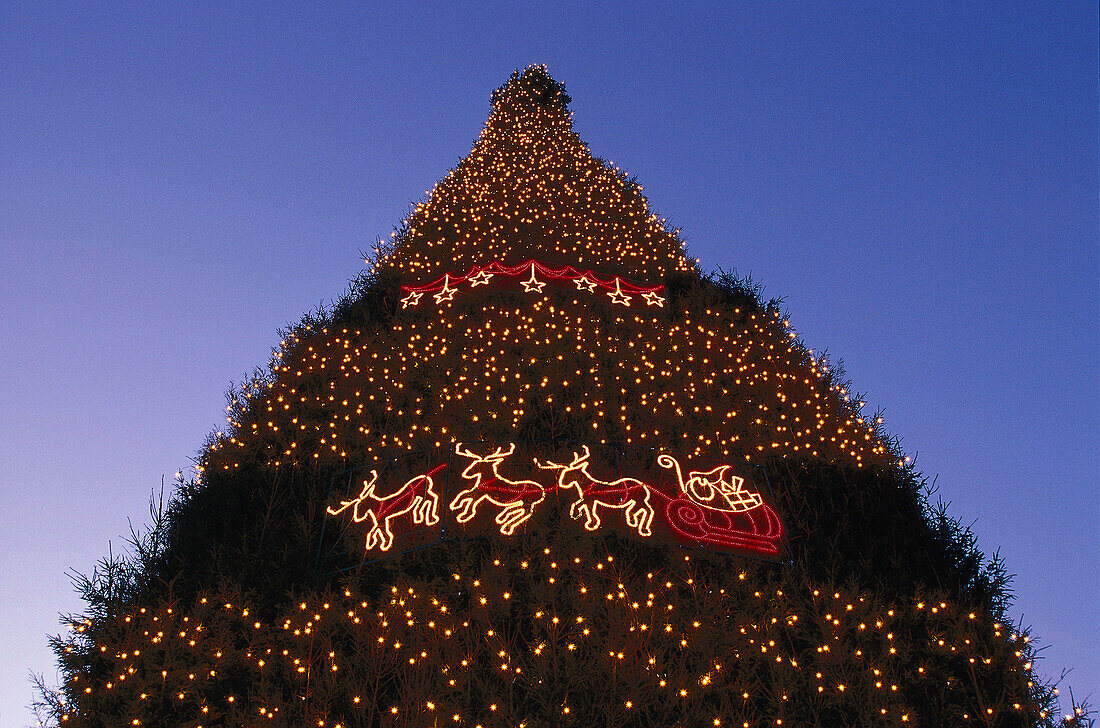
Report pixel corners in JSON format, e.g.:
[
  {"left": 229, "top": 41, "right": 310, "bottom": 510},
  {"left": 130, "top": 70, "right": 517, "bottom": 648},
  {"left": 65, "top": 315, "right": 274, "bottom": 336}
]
[{"left": 1, "top": 2, "right": 1095, "bottom": 724}]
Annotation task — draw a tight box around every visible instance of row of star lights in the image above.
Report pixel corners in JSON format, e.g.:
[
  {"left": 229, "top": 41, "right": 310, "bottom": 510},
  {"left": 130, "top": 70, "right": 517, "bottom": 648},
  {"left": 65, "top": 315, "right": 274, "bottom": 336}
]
[
  {"left": 60, "top": 550, "right": 1045, "bottom": 727},
  {"left": 399, "top": 261, "right": 666, "bottom": 310}
]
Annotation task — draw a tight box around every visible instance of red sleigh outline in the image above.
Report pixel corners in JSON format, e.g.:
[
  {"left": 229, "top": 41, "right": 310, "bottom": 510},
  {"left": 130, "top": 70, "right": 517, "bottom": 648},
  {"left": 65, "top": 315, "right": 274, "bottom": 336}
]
[
  {"left": 653, "top": 452, "right": 783, "bottom": 555},
  {"left": 650, "top": 490, "right": 784, "bottom": 556}
]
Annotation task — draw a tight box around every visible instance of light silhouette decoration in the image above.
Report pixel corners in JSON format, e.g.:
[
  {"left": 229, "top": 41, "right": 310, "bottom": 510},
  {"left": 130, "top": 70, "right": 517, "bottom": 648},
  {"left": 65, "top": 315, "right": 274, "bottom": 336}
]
[
  {"left": 326, "top": 442, "right": 784, "bottom": 558},
  {"left": 326, "top": 464, "right": 446, "bottom": 552},
  {"left": 399, "top": 259, "right": 666, "bottom": 309},
  {"left": 537, "top": 446, "right": 656, "bottom": 537},
  {"left": 450, "top": 443, "right": 547, "bottom": 535}
]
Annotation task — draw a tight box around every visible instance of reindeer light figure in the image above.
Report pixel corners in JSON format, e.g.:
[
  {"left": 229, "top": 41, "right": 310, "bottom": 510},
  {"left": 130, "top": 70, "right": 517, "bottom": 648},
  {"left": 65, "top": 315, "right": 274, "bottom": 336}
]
[
  {"left": 450, "top": 443, "right": 547, "bottom": 535},
  {"left": 327, "top": 464, "right": 445, "bottom": 552},
  {"left": 538, "top": 445, "right": 655, "bottom": 537},
  {"left": 656, "top": 454, "right": 764, "bottom": 512}
]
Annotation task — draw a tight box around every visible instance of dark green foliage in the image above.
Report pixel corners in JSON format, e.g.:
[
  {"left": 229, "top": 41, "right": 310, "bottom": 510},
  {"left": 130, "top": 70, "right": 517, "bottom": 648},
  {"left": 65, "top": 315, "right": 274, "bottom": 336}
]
[
  {"left": 491, "top": 65, "right": 572, "bottom": 111},
  {"left": 40, "top": 269, "right": 1086, "bottom": 727},
  {"left": 38, "top": 66, "right": 1089, "bottom": 727}
]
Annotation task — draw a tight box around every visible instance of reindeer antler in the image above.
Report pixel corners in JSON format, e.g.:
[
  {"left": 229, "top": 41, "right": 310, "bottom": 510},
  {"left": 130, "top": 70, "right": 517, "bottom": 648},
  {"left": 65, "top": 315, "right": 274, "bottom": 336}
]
[
  {"left": 491, "top": 443, "right": 517, "bottom": 460},
  {"left": 456, "top": 442, "right": 517, "bottom": 462},
  {"left": 536, "top": 445, "right": 591, "bottom": 471}
]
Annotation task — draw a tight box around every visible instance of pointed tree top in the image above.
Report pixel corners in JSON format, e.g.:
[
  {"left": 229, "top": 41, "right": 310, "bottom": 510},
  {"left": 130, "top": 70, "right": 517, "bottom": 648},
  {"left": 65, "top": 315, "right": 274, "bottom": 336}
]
[
  {"left": 376, "top": 66, "right": 694, "bottom": 282},
  {"left": 491, "top": 65, "right": 572, "bottom": 111}
]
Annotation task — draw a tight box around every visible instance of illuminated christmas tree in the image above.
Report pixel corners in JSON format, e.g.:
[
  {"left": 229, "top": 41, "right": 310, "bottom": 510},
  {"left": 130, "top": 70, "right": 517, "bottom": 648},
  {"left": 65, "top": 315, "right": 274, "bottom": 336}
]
[{"left": 41, "top": 66, "right": 1086, "bottom": 727}]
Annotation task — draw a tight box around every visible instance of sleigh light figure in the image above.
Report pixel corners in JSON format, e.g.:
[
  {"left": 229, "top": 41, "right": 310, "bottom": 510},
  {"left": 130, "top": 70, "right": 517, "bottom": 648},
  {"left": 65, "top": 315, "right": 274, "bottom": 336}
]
[
  {"left": 538, "top": 445, "right": 655, "bottom": 537},
  {"left": 327, "top": 464, "right": 445, "bottom": 552},
  {"left": 450, "top": 443, "right": 547, "bottom": 535},
  {"left": 657, "top": 454, "right": 763, "bottom": 511},
  {"left": 656, "top": 453, "right": 783, "bottom": 555}
]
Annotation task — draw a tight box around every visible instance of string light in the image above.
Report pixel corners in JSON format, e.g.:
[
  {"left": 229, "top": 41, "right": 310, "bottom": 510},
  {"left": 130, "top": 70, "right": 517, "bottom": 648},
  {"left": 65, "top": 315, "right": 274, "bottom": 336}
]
[
  {"left": 48, "top": 65, "right": 1065, "bottom": 728},
  {"left": 59, "top": 560, "right": 1045, "bottom": 727}
]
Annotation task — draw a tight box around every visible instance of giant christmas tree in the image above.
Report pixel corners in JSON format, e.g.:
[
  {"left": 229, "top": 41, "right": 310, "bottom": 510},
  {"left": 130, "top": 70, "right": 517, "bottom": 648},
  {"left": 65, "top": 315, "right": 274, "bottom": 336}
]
[{"left": 42, "top": 66, "right": 1082, "bottom": 727}]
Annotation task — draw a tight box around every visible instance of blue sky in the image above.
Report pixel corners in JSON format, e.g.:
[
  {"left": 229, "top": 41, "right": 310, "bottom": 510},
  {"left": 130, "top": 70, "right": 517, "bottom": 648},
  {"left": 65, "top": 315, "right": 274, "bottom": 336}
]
[{"left": 1, "top": 2, "right": 1095, "bottom": 723}]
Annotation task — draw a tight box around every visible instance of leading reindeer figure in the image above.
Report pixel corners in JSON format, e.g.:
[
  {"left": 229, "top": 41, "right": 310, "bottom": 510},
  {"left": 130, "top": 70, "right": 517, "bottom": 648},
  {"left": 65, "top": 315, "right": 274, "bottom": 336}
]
[
  {"left": 327, "top": 464, "right": 444, "bottom": 552},
  {"left": 538, "top": 445, "right": 655, "bottom": 537},
  {"left": 450, "top": 443, "right": 547, "bottom": 535}
]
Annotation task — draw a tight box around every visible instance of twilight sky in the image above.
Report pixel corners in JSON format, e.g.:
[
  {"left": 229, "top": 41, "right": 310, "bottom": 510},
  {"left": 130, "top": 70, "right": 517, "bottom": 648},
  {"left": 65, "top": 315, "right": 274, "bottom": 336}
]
[{"left": 1, "top": 2, "right": 1095, "bottom": 724}]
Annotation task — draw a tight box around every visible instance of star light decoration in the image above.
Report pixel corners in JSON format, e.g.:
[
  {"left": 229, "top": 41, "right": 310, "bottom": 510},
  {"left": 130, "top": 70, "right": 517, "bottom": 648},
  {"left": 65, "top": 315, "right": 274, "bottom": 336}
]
[{"left": 400, "top": 260, "right": 665, "bottom": 310}]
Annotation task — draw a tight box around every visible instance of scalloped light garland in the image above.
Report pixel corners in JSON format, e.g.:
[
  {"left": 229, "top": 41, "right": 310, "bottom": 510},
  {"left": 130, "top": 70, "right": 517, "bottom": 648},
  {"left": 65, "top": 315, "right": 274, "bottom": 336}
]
[{"left": 400, "top": 260, "right": 666, "bottom": 309}]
